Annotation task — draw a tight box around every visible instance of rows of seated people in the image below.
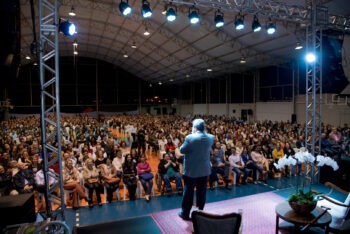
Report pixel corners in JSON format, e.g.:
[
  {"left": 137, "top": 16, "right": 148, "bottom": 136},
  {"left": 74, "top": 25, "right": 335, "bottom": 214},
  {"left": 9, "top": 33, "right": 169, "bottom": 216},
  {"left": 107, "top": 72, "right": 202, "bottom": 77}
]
[{"left": 0, "top": 114, "right": 348, "bottom": 210}]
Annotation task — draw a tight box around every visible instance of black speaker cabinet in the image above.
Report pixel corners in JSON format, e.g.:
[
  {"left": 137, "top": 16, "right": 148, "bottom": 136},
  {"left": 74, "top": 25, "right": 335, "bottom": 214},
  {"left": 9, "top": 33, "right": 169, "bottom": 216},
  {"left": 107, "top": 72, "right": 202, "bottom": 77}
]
[{"left": 0, "top": 193, "right": 36, "bottom": 230}]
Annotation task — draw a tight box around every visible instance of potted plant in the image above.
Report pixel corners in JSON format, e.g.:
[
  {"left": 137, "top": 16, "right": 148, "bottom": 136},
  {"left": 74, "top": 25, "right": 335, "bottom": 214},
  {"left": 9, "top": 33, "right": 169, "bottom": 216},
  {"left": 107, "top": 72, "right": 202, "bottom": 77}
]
[
  {"left": 274, "top": 150, "right": 339, "bottom": 214},
  {"left": 288, "top": 189, "right": 317, "bottom": 214}
]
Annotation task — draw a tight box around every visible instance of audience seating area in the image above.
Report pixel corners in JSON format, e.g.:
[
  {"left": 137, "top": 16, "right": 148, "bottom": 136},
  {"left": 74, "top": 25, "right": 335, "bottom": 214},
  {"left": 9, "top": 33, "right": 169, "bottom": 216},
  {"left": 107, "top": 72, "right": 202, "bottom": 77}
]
[{"left": 0, "top": 114, "right": 348, "bottom": 212}]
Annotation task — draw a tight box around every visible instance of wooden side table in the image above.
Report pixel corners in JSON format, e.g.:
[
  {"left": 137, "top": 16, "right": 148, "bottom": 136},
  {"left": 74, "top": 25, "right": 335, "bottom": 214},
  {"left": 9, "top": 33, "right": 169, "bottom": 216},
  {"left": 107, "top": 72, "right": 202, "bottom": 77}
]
[{"left": 275, "top": 202, "right": 331, "bottom": 234}]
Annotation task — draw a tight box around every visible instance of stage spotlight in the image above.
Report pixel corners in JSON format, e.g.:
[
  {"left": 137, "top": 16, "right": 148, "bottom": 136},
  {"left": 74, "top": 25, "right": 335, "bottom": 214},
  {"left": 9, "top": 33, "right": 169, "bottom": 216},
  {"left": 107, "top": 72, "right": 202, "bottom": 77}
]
[
  {"left": 59, "top": 20, "right": 76, "bottom": 36},
  {"left": 234, "top": 13, "right": 244, "bottom": 30},
  {"left": 305, "top": 52, "right": 316, "bottom": 63},
  {"left": 214, "top": 9, "right": 224, "bottom": 28},
  {"left": 141, "top": 0, "right": 152, "bottom": 18},
  {"left": 252, "top": 15, "right": 261, "bottom": 32},
  {"left": 119, "top": 0, "right": 132, "bottom": 16},
  {"left": 166, "top": 5, "right": 177, "bottom": 22},
  {"left": 188, "top": 6, "right": 199, "bottom": 24},
  {"left": 266, "top": 19, "right": 276, "bottom": 34}
]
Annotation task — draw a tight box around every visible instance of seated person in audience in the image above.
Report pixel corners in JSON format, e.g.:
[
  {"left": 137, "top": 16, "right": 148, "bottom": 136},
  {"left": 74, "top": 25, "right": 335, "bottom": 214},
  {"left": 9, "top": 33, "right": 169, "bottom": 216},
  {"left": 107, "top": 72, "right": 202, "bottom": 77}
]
[
  {"left": 209, "top": 148, "right": 231, "bottom": 189},
  {"left": 284, "top": 142, "right": 298, "bottom": 175},
  {"left": 63, "top": 159, "right": 88, "bottom": 209},
  {"left": 130, "top": 148, "right": 140, "bottom": 164},
  {"left": 18, "top": 150, "right": 32, "bottom": 166},
  {"left": 165, "top": 137, "right": 176, "bottom": 154},
  {"left": 35, "top": 167, "right": 57, "bottom": 211},
  {"left": 34, "top": 166, "right": 57, "bottom": 193},
  {"left": 137, "top": 154, "right": 153, "bottom": 201},
  {"left": 30, "top": 153, "right": 42, "bottom": 174},
  {"left": 241, "top": 146, "right": 261, "bottom": 183},
  {"left": 158, "top": 153, "right": 183, "bottom": 195},
  {"left": 112, "top": 149, "right": 124, "bottom": 178},
  {"left": 0, "top": 164, "right": 14, "bottom": 196},
  {"left": 250, "top": 145, "right": 268, "bottom": 182},
  {"left": 13, "top": 162, "right": 35, "bottom": 194},
  {"left": 261, "top": 144, "right": 275, "bottom": 178},
  {"left": 94, "top": 149, "right": 107, "bottom": 168},
  {"left": 228, "top": 148, "right": 248, "bottom": 186},
  {"left": 83, "top": 158, "right": 102, "bottom": 207},
  {"left": 272, "top": 142, "right": 288, "bottom": 177},
  {"left": 99, "top": 158, "right": 120, "bottom": 203},
  {"left": 122, "top": 154, "right": 138, "bottom": 200}
]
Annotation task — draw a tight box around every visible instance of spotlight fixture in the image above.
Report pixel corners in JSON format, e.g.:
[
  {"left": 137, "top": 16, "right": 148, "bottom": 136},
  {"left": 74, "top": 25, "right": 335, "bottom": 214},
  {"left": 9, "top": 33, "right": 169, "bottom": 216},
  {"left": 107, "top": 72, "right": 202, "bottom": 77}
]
[
  {"left": 123, "top": 53, "right": 128, "bottom": 58},
  {"left": 207, "top": 68, "right": 212, "bottom": 72},
  {"left": 119, "top": 0, "right": 132, "bottom": 16},
  {"left": 266, "top": 19, "right": 276, "bottom": 34},
  {"left": 166, "top": 3, "right": 177, "bottom": 22},
  {"left": 305, "top": 52, "right": 316, "bottom": 63},
  {"left": 131, "top": 42, "right": 137, "bottom": 49},
  {"left": 69, "top": 6, "right": 76, "bottom": 16},
  {"left": 188, "top": 6, "right": 199, "bottom": 24},
  {"left": 59, "top": 20, "right": 76, "bottom": 36},
  {"left": 73, "top": 39, "right": 78, "bottom": 47},
  {"left": 295, "top": 41, "right": 303, "bottom": 50},
  {"left": 73, "top": 51, "right": 78, "bottom": 55},
  {"left": 240, "top": 57, "right": 246, "bottom": 64},
  {"left": 234, "top": 13, "right": 244, "bottom": 30},
  {"left": 158, "top": 81, "right": 162, "bottom": 85},
  {"left": 25, "top": 55, "right": 31, "bottom": 60},
  {"left": 141, "top": 0, "right": 152, "bottom": 18},
  {"left": 214, "top": 9, "right": 224, "bottom": 28},
  {"left": 252, "top": 15, "right": 261, "bottom": 32}
]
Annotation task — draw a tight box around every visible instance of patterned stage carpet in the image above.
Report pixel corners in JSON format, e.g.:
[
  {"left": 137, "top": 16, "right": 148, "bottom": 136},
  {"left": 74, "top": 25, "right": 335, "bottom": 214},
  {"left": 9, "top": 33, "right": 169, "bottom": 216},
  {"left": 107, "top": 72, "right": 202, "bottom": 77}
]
[{"left": 151, "top": 191, "right": 285, "bottom": 234}]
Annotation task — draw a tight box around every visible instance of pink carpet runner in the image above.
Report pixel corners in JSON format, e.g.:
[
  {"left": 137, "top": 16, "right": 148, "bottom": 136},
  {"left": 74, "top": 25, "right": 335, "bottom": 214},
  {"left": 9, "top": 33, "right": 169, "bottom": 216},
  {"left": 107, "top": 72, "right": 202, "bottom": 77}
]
[{"left": 151, "top": 192, "right": 285, "bottom": 234}]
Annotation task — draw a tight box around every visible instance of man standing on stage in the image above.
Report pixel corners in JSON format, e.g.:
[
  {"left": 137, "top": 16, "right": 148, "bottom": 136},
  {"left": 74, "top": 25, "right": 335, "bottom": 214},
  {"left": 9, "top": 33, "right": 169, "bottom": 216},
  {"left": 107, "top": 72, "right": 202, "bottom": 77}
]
[{"left": 178, "top": 118, "right": 214, "bottom": 221}]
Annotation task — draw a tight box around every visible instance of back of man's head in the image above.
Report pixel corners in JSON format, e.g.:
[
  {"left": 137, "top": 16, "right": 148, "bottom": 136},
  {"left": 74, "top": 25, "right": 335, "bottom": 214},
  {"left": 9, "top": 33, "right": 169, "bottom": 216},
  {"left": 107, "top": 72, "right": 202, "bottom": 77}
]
[{"left": 192, "top": 119, "right": 205, "bottom": 132}]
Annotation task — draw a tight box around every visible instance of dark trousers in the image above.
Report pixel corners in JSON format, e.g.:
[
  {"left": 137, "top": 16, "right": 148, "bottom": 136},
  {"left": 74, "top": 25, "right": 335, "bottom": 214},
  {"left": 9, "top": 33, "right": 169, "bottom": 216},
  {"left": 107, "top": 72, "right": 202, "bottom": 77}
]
[
  {"left": 84, "top": 182, "right": 101, "bottom": 203},
  {"left": 181, "top": 175, "right": 208, "bottom": 218}
]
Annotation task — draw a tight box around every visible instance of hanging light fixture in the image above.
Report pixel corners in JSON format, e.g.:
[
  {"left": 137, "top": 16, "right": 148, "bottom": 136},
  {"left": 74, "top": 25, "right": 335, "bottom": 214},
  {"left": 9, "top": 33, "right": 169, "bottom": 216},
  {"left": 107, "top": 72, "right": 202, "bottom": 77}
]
[
  {"left": 144, "top": 26, "right": 150, "bottom": 36},
  {"left": 188, "top": 6, "right": 200, "bottom": 24},
  {"left": 166, "top": 3, "right": 177, "bottom": 22},
  {"left": 59, "top": 19, "right": 77, "bottom": 36},
  {"left": 295, "top": 41, "right": 303, "bottom": 50},
  {"left": 141, "top": 0, "right": 152, "bottom": 18},
  {"left": 73, "top": 39, "right": 78, "bottom": 55},
  {"left": 69, "top": 6, "right": 76, "bottom": 16},
  {"left": 234, "top": 13, "right": 244, "bottom": 30},
  {"left": 266, "top": 18, "right": 276, "bottom": 34},
  {"left": 252, "top": 15, "right": 261, "bottom": 32},
  {"left": 240, "top": 56, "right": 246, "bottom": 64},
  {"left": 119, "top": 0, "right": 132, "bottom": 16},
  {"left": 214, "top": 9, "right": 224, "bottom": 28}
]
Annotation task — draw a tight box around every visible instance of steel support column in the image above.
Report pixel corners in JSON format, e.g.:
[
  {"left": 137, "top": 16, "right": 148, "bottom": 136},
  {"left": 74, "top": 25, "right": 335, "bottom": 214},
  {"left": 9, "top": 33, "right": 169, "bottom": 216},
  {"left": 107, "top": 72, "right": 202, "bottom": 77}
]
[{"left": 39, "top": 0, "right": 65, "bottom": 220}]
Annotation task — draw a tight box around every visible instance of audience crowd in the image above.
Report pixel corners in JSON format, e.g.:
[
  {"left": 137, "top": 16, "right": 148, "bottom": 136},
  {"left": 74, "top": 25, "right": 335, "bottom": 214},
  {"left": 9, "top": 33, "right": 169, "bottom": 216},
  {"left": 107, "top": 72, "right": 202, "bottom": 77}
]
[{"left": 0, "top": 114, "right": 348, "bottom": 209}]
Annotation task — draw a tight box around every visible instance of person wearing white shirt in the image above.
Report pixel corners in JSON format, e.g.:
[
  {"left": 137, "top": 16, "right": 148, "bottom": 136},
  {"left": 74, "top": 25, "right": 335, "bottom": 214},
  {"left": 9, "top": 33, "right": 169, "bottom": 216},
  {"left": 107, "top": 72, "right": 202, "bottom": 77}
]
[{"left": 228, "top": 147, "right": 249, "bottom": 185}]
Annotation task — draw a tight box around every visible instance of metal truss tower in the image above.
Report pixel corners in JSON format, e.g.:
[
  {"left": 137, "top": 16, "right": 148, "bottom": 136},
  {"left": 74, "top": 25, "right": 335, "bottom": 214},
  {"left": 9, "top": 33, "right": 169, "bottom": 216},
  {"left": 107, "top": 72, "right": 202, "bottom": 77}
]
[
  {"left": 304, "top": 1, "right": 328, "bottom": 184},
  {"left": 39, "top": 0, "right": 65, "bottom": 220}
]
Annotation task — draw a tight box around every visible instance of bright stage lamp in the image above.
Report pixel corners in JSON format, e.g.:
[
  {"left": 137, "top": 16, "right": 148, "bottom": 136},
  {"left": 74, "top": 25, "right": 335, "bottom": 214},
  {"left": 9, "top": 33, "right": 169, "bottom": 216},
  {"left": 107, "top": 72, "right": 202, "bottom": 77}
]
[
  {"left": 59, "top": 20, "right": 76, "bottom": 36},
  {"left": 188, "top": 7, "right": 199, "bottom": 24},
  {"left": 214, "top": 10, "right": 224, "bottom": 28},
  {"left": 166, "top": 7, "right": 177, "bottom": 22},
  {"left": 141, "top": 0, "right": 152, "bottom": 18},
  {"left": 119, "top": 0, "right": 132, "bottom": 16}
]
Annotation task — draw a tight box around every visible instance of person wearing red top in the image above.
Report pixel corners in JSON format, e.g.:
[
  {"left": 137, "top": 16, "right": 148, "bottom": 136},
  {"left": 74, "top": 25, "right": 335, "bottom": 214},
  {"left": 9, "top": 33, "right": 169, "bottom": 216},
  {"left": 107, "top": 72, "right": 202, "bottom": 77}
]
[{"left": 165, "top": 137, "right": 176, "bottom": 154}]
